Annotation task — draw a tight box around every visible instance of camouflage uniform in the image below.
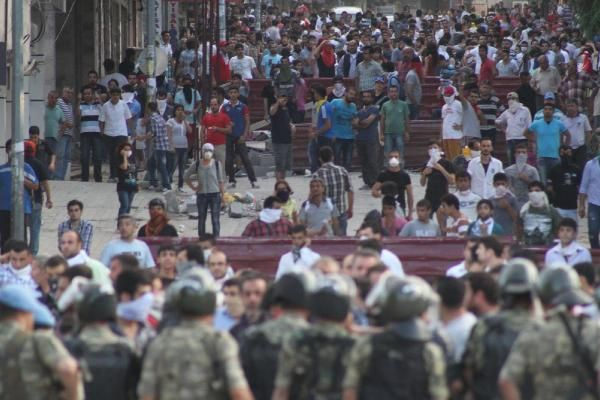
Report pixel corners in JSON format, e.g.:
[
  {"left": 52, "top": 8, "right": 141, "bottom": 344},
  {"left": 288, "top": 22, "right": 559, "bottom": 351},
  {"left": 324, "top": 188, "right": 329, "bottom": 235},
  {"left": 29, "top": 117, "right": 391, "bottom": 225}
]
[
  {"left": 463, "top": 309, "right": 542, "bottom": 399},
  {"left": 274, "top": 321, "right": 355, "bottom": 397},
  {"left": 343, "top": 329, "right": 448, "bottom": 400},
  {"left": 0, "top": 321, "right": 84, "bottom": 399},
  {"left": 500, "top": 307, "right": 600, "bottom": 400},
  {"left": 243, "top": 314, "right": 309, "bottom": 347},
  {"left": 78, "top": 324, "right": 133, "bottom": 348},
  {"left": 138, "top": 319, "right": 248, "bottom": 400}
]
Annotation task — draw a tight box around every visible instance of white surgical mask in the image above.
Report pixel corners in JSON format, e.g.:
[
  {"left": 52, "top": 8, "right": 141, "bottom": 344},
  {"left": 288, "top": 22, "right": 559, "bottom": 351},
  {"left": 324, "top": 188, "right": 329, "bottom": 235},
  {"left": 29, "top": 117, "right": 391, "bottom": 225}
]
[
  {"left": 428, "top": 148, "right": 439, "bottom": 157},
  {"left": 521, "top": 46, "right": 528, "bottom": 52},
  {"left": 334, "top": 83, "right": 343, "bottom": 90},
  {"left": 443, "top": 95, "right": 455, "bottom": 105},
  {"left": 389, "top": 157, "right": 400, "bottom": 168},
  {"left": 470, "top": 150, "right": 481, "bottom": 158},
  {"left": 203, "top": 151, "right": 213, "bottom": 160},
  {"left": 495, "top": 185, "right": 508, "bottom": 198},
  {"left": 508, "top": 99, "right": 519, "bottom": 112},
  {"left": 528, "top": 191, "right": 546, "bottom": 207},
  {"left": 125, "top": 150, "right": 132, "bottom": 157},
  {"left": 515, "top": 153, "right": 527, "bottom": 167}
]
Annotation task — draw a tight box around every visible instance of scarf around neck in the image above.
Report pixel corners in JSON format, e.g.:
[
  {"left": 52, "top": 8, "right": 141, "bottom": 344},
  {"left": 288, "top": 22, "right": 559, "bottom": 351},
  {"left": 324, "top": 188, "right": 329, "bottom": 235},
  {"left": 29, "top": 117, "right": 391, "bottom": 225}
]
[{"left": 145, "top": 214, "right": 169, "bottom": 236}]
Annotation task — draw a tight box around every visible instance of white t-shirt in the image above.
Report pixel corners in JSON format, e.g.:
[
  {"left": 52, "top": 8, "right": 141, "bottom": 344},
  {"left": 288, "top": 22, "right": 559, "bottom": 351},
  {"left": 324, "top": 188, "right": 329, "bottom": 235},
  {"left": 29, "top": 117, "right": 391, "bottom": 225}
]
[
  {"left": 99, "top": 100, "right": 132, "bottom": 137},
  {"left": 454, "top": 190, "right": 481, "bottom": 222},
  {"left": 99, "top": 238, "right": 156, "bottom": 268},
  {"left": 380, "top": 249, "right": 405, "bottom": 277},
  {"left": 442, "top": 100, "right": 464, "bottom": 139},
  {"left": 444, "top": 312, "right": 478, "bottom": 363},
  {"left": 229, "top": 56, "right": 257, "bottom": 80},
  {"left": 495, "top": 106, "right": 532, "bottom": 141},
  {"left": 446, "top": 261, "right": 468, "bottom": 278},
  {"left": 167, "top": 118, "right": 188, "bottom": 149},
  {"left": 563, "top": 114, "right": 592, "bottom": 149}
]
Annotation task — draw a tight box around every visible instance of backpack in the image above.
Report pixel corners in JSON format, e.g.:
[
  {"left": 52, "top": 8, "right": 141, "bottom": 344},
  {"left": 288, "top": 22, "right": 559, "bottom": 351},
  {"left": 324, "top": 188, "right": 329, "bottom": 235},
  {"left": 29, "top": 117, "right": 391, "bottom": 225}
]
[
  {"left": 471, "top": 314, "right": 526, "bottom": 400},
  {"left": 359, "top": 331, "right": 429, "bottom": 400},
  {"left": 240, "top": 330, "right": 282, "bottom": 400},
  {"left": 64, "top": 338, "right": 139, "bottom": 400},
  {"left": 289, "top": 332, "right": 355, "bottom": 400}
]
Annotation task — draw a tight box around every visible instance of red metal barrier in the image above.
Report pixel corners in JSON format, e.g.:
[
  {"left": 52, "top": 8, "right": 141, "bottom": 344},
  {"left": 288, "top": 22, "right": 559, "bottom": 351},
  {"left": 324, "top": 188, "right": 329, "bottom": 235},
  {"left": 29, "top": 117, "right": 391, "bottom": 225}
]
[{"left": 141, "top": 237, "right": 600, "bottom": 279}]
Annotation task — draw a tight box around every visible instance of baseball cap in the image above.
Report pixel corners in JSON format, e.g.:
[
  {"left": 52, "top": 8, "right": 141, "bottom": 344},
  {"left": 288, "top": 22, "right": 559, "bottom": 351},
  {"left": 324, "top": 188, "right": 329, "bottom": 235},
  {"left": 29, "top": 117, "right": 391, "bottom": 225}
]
[
  {"left": 544, "top": 92, "right": 555, "bottom": 101},
  {"left": 202, "top": 143, "right": 215, "bottom": 152},
  {"left": 0, "top": 285, "right": 54, "bottom": 326},
  {"left": 443, "top": 86, "right": 455, "bottom": 96},
  {"left": 507, "top": 92, "right": 519, "bottom": 100},
  {"left": 375, "top": 76, "right": 386, "bottom": 84}
]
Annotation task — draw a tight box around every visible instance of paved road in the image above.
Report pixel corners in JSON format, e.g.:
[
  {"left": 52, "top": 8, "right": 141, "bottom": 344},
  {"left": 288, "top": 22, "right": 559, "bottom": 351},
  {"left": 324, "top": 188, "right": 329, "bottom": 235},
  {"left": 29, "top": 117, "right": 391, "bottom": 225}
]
[{"left": 39, "top": 170, "right": 589, "bottom": 260}]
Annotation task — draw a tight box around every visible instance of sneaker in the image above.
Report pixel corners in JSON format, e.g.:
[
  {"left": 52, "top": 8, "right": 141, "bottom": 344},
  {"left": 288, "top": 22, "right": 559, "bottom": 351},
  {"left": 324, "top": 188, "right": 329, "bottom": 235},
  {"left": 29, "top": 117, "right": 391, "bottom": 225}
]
[
  {"left": 251, "top": 182, "right": 260, "bottom": 189},
  {"left": 147, "top": 185, "right": 158, "bottom": 191},
  {"left": 227, "top": 182, "right": 236, "bottom": 189},
  {"left": 177, "top": 187, "right": 186, "bottom": 193},
  {"left": 161, "top": 187, "right": 171, "bottom": 194},
  {"left": 107, "top": 177, "right": 116, "bottom": 183}
]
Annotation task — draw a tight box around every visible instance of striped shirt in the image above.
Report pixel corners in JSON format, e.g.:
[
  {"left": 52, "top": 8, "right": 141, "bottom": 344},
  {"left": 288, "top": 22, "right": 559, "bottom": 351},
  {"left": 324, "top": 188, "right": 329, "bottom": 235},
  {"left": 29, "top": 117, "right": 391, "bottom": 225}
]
[
  {"left": 57, "top": 98, "right": 74, "bottom": 136},
  {"left": 79, "top": 102, "right": 102, "bottom": 134}
]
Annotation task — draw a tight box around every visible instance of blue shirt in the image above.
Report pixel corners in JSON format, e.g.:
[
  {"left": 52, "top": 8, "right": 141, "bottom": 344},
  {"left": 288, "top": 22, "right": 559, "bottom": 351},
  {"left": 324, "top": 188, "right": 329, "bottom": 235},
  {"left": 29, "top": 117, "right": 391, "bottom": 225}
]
[
  {"left": 356, "top": 105, "right": 379, "bottom": 142},
  {"left": 580, "top": 157, "right": 600, "bottom": 206},
  {"left": 261, "top": 54, "right": 282, "bottom": 79},
  {"left": 528, "top": 118, "right": 567, "bottom": 159},
  {"left": 315, "top": 100, "right": 333, "bottom": 139},
  {"left": 126, "top": 100, "right": 142, "bottom": 136},
  {"left": 221, "top": 101, "right": 248, "bottom": 138},
  {"left": 0, "top": 162, "right": 38, "bottom": 214},
  {"left": 329, "top": 98, "right": 357, "bottom": 140}
]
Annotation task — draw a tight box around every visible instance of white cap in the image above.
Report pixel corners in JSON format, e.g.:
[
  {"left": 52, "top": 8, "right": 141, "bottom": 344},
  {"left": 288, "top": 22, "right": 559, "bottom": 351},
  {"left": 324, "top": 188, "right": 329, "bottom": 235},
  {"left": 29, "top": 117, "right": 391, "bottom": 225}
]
[{"left": 202, "top": 143, "right": 214, "bottom": 152}]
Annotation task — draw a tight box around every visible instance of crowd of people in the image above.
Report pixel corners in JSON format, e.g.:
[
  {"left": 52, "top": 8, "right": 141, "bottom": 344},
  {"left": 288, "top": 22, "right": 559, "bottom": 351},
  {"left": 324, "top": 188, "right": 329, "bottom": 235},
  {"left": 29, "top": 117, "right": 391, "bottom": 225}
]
[{"left": 3, "top": 0, "right": 600, "bottom": 398}]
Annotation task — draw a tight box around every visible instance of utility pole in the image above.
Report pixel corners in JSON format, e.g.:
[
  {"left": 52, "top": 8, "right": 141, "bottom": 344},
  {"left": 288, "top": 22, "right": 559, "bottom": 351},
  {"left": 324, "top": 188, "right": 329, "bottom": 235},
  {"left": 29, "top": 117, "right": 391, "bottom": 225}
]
[
  {"left": 145, "top": 0, "right": 156, "bottom": 99},
  {"left": 255, "top": 0, "right": 261, "bottom": 31},
  {"left": 10, "top": 0, "right": 25, "bottom": 240}
]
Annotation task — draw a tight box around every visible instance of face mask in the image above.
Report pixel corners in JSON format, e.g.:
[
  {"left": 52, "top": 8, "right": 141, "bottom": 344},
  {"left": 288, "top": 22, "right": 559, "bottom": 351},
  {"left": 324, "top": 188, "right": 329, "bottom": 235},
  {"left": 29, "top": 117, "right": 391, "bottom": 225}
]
[
  {"left": 122, "top": 92, "right": 134, "bottom": 102},
  {"left": 125, "top": 150, "right": 132, "bottom": 157},
  {"left": 515, "top": 153, "right": 527, "bottom": 167},
  {"left": 389, "top": 157, "right": 400, "bottom": 168},
  {"left": 521, "top": 46, "right": 528, "bottom": 52},
  {"left": 428, "top": 148, "right": 439, "bottom": 157},
  {"left": 508, "top": 99, "right": 519, "bottom": 112},
  {"left": 528, "top": 191, "right": 546, "bottom": 207},
  {"left": 276, "top": 190, "right": 290, "bottom": 202},
  {"left": 458, "top": 189, "right": 471, "bottom": 195},
  {"left": 443, "top": 95, "right": 455, "bottom": 105},
  {"left": 334, "top": 83, "right": 343, "bottom": 91},
  {"left": 116, "top": 292, "right": 155, "bottom": 323},
  {"left": 470, "top": 150, "right": 481, "bottom": 158},
  {"left": 495, "top": 185, "right": 508, "bottom": 198},
  {"left": 203, "top": 151, "right": 213, "bottom": 160}
]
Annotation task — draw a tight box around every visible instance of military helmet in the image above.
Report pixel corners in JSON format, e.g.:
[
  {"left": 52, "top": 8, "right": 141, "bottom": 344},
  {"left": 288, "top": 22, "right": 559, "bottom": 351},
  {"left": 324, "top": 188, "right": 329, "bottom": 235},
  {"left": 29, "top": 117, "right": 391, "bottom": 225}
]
[
  {"left": 309, "top": 273, "right": 357, "bottom": 322},
  {"left": 499, "top": 258, "right": 539, "bottom": 294},
  {"left": 366, "top": 273, "right": 438, "bottom": 322},
  {"left": 273, "top": 270, "right": 317, "bottom": 310},
  {"left": 536, "top": 264, "right": 593, "bottom": 306},
  {"left": 166, "top": 268, "right": 217, "bottom": 316},
  {"left": 77, "top": 284, "right": 117, "bottom": 323}
]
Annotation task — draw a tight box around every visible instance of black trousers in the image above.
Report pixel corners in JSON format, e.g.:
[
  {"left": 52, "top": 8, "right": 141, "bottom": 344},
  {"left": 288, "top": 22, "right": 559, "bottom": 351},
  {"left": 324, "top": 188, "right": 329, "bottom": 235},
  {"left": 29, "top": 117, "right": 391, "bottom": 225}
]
[
  {"left": 0, "top": 210, "right": 28, "bottom": 251},
  {"left": 225, "top": 136, "right": 257, "bottom": 183},
  {"left": 103, "top": 135, "right": 128, "bottom": 179},
  {"left": 356, "top": 140, "right": 379, "bottom": 187}
]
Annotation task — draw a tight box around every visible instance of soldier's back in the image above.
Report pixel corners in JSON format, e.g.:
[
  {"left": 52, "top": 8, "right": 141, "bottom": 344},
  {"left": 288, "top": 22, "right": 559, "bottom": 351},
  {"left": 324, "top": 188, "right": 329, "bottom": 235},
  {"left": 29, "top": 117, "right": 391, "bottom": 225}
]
[
  {"left": 138, "top": 319, "right": 245, "bottom": 400},
  {"left": 502, "top": 308, "right": 600, "bottom": 400}
]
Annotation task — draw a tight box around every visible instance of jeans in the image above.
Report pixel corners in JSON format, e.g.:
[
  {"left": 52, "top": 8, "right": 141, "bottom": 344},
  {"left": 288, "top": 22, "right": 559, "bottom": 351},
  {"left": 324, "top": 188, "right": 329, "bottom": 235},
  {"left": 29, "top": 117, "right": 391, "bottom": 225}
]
[
  {"left": 308, "top": 137, "right": 319, "bottom": 173},
  {"left": 572, "top": 145, "right": 588, "bottom": 173},
  {"left": 333, "top": 139, "right": 354, "bottom": 171},
  {"left": 80, "top": 133, "right": 104, "bottom": 182},
  {"left": 506, "top": 139, "right": 528, "bottom": 166},
  {"left": 103, "top": 135, "right": 128, "bottom": 179},
  {"left": 117, "top": 190, "right": 135, "bottom": 216},
  {"left": 536, "top": 157, "right": 560, "bottom": 186},
  {"left": 54, "top": 135, "right": 72, "bottom": 180},
  {"left": 226, "top": 136, "right": 257, "bottom": 183},
  {"left": 149, "top": 150, "right": 172, "bottom": 190},
  {"left": 29, "top": 203, "right": 42, "bottom": 255},
  {"left": 589, "top": 203, "right": 600, "bottom": 249},
  {"left": 169, "top": 148, "right": 187, "bottom": 189},
  {"left": 356, "top": 140, "right": 379, "bottom": 186},
  {"left": 384, "top": 134, "right": 404, "bottom": 160},
  {"left": 337, "top": 211, "right": 348, "bottom": 237},
  {"left": 197, "top": 192, "right": 221, "bottom": 237},
  {"left": 408, "top": 103, "right": 420, "bottom": 120}
]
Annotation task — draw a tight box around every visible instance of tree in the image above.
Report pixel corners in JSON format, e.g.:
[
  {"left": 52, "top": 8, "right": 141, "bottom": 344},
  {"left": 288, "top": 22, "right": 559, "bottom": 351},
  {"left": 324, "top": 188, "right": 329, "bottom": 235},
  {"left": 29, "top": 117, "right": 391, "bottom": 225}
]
[{"left": 571, "top": 0, "right": 600, "bottom": 38}]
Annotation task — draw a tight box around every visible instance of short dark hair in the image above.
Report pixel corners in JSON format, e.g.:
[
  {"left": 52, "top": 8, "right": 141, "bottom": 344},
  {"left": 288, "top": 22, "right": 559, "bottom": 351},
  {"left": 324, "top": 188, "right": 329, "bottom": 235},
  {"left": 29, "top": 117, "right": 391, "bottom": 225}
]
[
  {"left": 359, "top": 220, "right": 383, "bottom": 235},
  {"left": 62, "top": 264, "right": 93, "bottom": 281},
  {"left": 466, "top": 272, "right": 499, "bottom": 305},
  {"left": 515, "top": 142, "right": 528, "bottom": 151},
  {"left": 311, "top": 84, "right": 327, "bottom": 98},
  {"left": 29, "top": 126, "right": 40, "bottom": 135},
  {"left": 477, "top": 199, "right": 494, "bottom": 210},
  {"left": 8, "top": 240, "right": 30, "bottom": 255},
  {"left": 319, "top": 146, "right": 334, "bottom": 162},
  {"left": 478, "top": 236, "right": 503, "bottom": 257},
  {"left": 382, "top": 196, "right": 396, "bottom": 208},
  {"left": 109, "top": 87, "right": 122, "bottom": 95},
  {"left": 198, "top": 233, "right": 216, "bottom": 245},
  {"left": 67, "top": 199, "right": 84, "bottom": 210},
  {"left": 288, "top": 224, "right": 307, "bottom": 235},
  {"left": 263, "top": 196, "right": 281, "bottom": 209},
  {"left": 45, "top": 255, "right": 68, "bottom": 270},
  {"left": 528, "top": 180, "right": 545, "bottom": 191},
  {"left": 441, "top": 194, "right": 460, "bottom": 210},
  {"left": 158, "top": 244, "right": 176, "bottom": 255},
  {"left": 573, "top": 262, "right": 596, "bottom": 286},
  {"left": 110, "top": 254, "right": 140, "bottom": 270},
  {"left": 182, "top": 243, "right": 205, "bottom": 265},
  {"left": 456, "top": 171, "right": 472, "bottom": 181},
  {"left": 493, "top": 172, "right": 508, "bottom": 184},
  {"left": 559, "top": 217, "right": 578, "bottom": 231},
  {"left": 115, "top": 269, "right": 151, "bottom": 298},
  {"left": 416, "top": 199, "right": 432, "bottom": 209},
  {"left": 223, "top": 278, "right": 242, "bottom": 291},
  {"left": 358, "top": 238, "right": 383, "bottom": 253},
  {"left": 437, "top": 276, "right": 466, "bottom": 309}
]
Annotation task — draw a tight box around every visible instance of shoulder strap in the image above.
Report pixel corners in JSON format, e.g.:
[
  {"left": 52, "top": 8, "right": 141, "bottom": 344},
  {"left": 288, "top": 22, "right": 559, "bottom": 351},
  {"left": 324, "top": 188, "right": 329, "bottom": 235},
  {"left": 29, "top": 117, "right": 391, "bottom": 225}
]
[{"left": 558, "top": 312, "right": 600, "bottom": 400}]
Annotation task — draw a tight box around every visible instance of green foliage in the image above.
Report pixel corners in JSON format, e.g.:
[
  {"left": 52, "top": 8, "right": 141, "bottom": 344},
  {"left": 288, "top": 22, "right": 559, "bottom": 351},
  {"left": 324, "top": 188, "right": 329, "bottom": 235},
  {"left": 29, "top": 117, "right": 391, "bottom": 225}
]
[{"left": 571, "top": 0, "right": 600, "bottom": 38}]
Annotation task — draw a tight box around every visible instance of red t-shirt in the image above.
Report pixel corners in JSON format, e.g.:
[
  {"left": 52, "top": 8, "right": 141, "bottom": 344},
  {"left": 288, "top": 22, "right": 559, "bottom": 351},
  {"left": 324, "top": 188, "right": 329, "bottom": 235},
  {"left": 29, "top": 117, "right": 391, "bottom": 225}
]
[
  {"left": 479, "top": 59, "right": 496, "bottom": 83},
  {"left": 202, "top": 112, "right": 231, "bottom": 146}
]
